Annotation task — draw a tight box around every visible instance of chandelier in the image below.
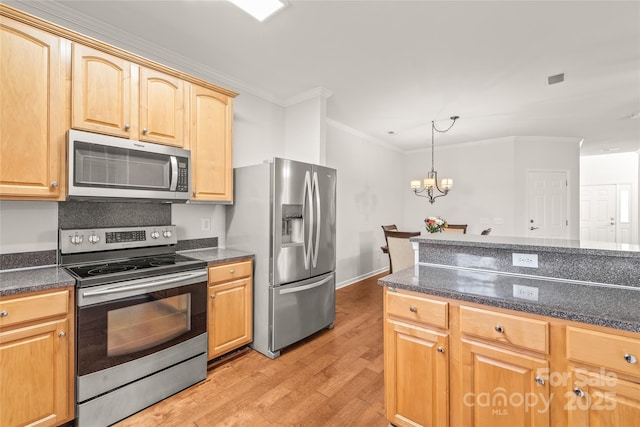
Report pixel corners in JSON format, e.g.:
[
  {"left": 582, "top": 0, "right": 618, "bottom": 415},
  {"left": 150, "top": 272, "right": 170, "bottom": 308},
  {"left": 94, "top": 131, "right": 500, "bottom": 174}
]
[{"left": 410, "top": 115, "right": 459, "bottom": 204}]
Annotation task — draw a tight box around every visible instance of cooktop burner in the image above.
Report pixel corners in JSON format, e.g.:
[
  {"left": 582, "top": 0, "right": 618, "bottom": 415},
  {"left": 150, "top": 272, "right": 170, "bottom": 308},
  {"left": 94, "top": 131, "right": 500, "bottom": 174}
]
[{"left": 66, "top": 254, "right": 206, "bottom": 287}]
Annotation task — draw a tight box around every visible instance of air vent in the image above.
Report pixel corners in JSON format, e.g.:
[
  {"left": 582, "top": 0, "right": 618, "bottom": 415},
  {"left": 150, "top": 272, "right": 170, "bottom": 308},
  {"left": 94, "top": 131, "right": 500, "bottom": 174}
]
[{"left": 548, "top": 73, "right": 565, "bottom": 85}]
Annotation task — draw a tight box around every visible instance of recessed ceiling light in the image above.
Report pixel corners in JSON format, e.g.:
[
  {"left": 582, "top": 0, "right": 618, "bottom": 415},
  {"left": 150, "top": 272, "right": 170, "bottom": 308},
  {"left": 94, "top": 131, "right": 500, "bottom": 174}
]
[{"left": 228, "top": 0, "right": 286, "bottom": 22}]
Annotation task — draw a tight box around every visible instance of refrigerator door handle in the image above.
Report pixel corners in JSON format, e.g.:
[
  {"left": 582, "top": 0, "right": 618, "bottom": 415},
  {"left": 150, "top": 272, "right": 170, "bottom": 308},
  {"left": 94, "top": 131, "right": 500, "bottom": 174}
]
[
  {"left": 303, "top": 170, "right": 313, "bottom": 270},
  {"left": 278, "top": 275, "right": 333, "bottom": 294},
  {"left": 312, "top": 171, "right": 321, "bottom": 268}
]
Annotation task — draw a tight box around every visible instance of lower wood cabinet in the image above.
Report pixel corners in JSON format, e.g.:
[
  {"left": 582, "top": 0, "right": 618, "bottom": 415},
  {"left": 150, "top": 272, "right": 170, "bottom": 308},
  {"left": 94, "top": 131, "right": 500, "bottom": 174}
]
[
  {"left": 207, "top": 259, "right": 253, "bottom": 359},
  {"left": 383, "top": 287, "right": 640, "bottom": 427},
  {"left": 0, "top": 288, "right": 74, "bottom": 427},
  {"left": 461, "top": 339, "right": 550, "bottom": 427},
  {"left": 384, "top": 318, "right": 449, "bottom": 427}
]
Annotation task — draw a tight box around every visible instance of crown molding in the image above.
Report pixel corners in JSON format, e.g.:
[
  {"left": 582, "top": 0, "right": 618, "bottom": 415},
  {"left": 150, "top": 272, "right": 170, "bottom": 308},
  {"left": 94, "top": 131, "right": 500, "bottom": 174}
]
[
  {"left": 283, "top": 87, "right": 334, "bottom": 107},
  {"left": 11, "top": 0, "right": 283, "bottom": 105}
]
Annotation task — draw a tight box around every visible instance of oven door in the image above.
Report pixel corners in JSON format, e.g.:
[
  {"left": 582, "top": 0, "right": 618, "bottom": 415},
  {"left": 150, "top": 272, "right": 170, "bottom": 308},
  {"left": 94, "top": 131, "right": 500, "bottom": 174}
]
[{"left": 76, "top": 269, "right": 207, "bottom": 378}]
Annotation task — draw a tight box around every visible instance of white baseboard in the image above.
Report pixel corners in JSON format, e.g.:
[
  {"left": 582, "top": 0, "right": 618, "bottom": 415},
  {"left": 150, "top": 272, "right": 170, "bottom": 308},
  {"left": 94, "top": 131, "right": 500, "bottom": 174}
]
[{"left": 335, "top": 267, "right": 389, "bottom": 290}]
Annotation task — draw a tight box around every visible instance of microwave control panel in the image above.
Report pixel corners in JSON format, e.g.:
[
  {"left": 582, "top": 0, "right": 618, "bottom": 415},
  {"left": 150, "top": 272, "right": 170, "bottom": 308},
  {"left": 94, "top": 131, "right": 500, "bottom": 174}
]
[{"left": 177, "top": 160, "right": 189, "bottom": 192}]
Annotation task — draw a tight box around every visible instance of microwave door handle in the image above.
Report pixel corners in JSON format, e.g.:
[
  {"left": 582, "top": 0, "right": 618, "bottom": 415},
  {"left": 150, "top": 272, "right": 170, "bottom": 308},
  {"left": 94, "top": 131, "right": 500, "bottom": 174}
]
[{"left": 169, "top": 156, "right": 178, "bottom": 191}]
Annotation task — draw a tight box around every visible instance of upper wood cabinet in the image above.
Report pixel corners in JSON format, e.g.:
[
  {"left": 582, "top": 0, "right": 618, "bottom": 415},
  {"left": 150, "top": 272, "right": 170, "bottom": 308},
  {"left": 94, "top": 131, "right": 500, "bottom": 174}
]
[
  {"left": 139, "top": 67, "right": 186, "bottom": 147},
  {"left": 71, "top": 43, "right": 133, "bottom": 138},
  {"left": 0, "top": 16, "right": 67, "bottom": 200},
  {"left": 190, "top": 84, "right": 234, "bottom": 202},
  {"left": 72, "top": 44, "right": 187, "bottom": 147}
]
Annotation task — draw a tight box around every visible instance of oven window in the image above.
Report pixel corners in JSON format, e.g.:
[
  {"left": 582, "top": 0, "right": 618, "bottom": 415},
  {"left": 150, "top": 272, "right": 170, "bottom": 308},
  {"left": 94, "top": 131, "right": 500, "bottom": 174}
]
[{"left": 108, "top": 294, "right": 191, "bottom": 357}]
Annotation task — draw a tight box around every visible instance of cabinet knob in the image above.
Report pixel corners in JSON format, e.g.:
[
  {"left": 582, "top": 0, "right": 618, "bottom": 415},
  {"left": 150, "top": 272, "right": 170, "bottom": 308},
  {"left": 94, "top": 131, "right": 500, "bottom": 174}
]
[
  {"left": 495, "top": 324, "right": 504, "bottom": 333},
  {"left": 58, "top": 331, "right": 66, "bottom": 337},
  {"left": 535, "top": 376, "right": 545, "bottom": 386},
  {"left": 210, "top": 294, "right": 216, "bottom": 299},
  {"left": 437, "top": 346, "right": 445, "bottom": 354},
  {"left": 229, "top": 269, "right": 236, "bottom": 274},
  {"left": 142, "top": 128, "right": 148, "bottom": 134},
  {"left": 625, "top": 354, "right": 638, "bottom": 364},
  {"left": 0, "top": 310, "right": 8, "bottom": 317},
  {"left": 51, "top": 181, "right": 58, "bottom": 188},
  {"left": 124, "top": 124, "right": 130, "bottom": 130},
  {"left": 409, "top": 305, "right": 417, "bottom": 313},
  {"left": 573, "top": 387, "right": 585, "bottom": 397}
]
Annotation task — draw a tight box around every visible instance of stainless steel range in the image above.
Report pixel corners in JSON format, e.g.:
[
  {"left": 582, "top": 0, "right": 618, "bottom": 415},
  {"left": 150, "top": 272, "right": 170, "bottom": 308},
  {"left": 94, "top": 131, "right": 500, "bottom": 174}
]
[{"left": 60, "top": 225, "right": 208, "bottom": 426}]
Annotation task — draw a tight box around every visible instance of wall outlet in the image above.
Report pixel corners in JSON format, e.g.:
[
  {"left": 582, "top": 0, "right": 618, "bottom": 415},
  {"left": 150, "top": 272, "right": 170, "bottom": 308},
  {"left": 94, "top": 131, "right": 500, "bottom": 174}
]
[
  {"left": 512, "top": 253, "right": 538, "bottom": 268},
  {"left": 201, "top": 217, "right": 211, "bottom": 231},
  {"left": 513, "top": 284, "right": 539, "bottom": 301}
]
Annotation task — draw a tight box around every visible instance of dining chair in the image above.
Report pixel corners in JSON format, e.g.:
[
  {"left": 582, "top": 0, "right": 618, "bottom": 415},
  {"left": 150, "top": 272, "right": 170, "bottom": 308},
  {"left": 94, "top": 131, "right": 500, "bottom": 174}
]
[
  {"left": 443, "top": 224, "right": 467, "bottom": 234},
  {"left": 380, "top": 224, "right": 398, "bottom": 254},
  {"left": 384, "top": 230, "right": 421, "bottom": 273}
]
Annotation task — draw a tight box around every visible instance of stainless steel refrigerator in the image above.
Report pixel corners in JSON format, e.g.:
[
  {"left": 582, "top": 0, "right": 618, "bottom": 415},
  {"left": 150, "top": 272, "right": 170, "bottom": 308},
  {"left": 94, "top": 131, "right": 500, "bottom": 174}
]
[{"left": 226, "top": 158, "right": 337, "bottom": 358}]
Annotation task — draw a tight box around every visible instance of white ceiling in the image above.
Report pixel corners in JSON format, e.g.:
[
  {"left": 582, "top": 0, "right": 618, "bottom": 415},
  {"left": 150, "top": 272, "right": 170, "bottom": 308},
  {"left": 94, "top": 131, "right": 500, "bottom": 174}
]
[{"left": 10, "top": 0, "right": 640, "bottom": 155}]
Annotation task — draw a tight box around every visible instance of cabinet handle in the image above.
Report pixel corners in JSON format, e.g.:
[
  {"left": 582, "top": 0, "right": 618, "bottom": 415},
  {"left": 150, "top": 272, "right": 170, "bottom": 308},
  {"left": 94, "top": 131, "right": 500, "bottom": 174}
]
[
  {"left": 573, "top": 387, "right": 585, "bottom": 397},
  {"left": 229, "top": 269, "right": 236, "bottom": 274},
  {"left": 535, "top": 376, "right": 545, "bottom": 386},
  {"left": 124, "top": 124, "right": 130, "bottom": 130},
  {"left": 210, "top": 294, "right": 216, "bottom": 299},
  {"left": 58, "top": 331, "right": 66, "bottom": 337},
  {"left": 409, "top": 305, "right": 417, "bottom": 313},
  {"left": 437, "top": 346, "right": 445, "bottom": 354},
  {"left": 495, "top": 324, "right": 504, "bottom": 333},
  {"left": 142, "top": 128, "right": 148, "bottom": 134},
  {"left": 625, "top": 354, "right": 638, "bottom": 364},
  {"left": 51, "top": 181, "right": 58, "bottom": 188},
  {"left": 0, "top": 310, "right": 7, "bottom": 317}
]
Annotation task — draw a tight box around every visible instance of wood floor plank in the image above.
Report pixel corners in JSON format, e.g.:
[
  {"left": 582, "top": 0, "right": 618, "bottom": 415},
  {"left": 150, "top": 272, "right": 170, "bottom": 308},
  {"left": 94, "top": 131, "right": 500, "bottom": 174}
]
[{"left": 115, "top": 272, "right": 388, "bottom": 426}]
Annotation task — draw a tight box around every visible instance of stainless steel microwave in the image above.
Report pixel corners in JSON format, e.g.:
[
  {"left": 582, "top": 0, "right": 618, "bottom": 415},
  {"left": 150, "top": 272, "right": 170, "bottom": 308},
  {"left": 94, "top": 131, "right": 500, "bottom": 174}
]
[{"left": 67, "top": 130, "right": 191, "bottom": 202}]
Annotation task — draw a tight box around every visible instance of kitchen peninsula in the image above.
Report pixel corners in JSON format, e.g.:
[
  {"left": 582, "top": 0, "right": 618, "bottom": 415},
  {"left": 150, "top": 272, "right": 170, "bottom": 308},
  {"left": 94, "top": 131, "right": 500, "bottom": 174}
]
[{"left": 380, "top": 234, "right": 640, "bottom": 427}]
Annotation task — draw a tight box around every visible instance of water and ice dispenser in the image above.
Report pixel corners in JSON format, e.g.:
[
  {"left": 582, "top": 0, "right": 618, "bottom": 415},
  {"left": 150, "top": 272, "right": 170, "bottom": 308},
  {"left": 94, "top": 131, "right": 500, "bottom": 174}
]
[{"left": 282, "top": 204, "right": 303, "bottom": 244}]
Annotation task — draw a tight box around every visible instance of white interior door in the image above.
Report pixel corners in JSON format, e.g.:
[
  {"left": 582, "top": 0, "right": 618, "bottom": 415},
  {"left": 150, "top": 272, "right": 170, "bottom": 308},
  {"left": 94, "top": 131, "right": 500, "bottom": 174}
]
[
  {"left": 580, "top": 185, "right": 616, "bottom": 242},
  {"left": 527, "top": 171, "right": 568, "bottom": 238}
]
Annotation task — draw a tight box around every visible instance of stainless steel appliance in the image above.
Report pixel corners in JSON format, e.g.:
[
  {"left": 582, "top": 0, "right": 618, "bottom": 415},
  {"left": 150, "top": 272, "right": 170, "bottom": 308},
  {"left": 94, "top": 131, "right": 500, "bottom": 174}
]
[
  {"left": 60, "top": 225, "right": 207, "bottom": 426},
  {"left": 227, "top": 158, "right": 336, "bottom": 358},
  {"left": 67, "top": 129, "right": 191, "bottom": 202}
]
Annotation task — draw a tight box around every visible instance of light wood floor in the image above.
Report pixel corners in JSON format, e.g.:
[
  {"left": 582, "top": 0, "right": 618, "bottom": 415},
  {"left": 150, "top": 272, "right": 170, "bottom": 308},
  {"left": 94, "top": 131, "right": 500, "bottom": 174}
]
[{"left": 115, "top": 273, "right": 388, "bottom": 427}]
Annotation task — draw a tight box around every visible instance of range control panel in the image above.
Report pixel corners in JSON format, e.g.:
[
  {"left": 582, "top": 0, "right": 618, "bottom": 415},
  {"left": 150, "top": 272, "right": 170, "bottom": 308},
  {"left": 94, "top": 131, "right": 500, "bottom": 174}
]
[{"left": 60, "top": 225, "right": 178, "bottom": 254}]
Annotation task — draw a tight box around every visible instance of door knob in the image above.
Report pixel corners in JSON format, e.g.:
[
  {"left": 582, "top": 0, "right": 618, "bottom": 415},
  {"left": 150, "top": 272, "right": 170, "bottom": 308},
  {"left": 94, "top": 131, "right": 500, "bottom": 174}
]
[{"left": 530, "top": 226, "right": 540, "bottom": 231}]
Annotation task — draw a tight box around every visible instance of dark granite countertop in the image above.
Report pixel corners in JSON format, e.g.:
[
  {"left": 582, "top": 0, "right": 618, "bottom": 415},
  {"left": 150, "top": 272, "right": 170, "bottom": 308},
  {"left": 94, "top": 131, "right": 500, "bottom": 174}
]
[
  {"left": 178, "top": 247, "right": 254, "bottom": 265},
  {"left": 0, "top": 266, "right": 75, "bottom": 297},
  {"left": 413, "top": 234, "right": 640, "bottom": 259},
  {"left": 379, "top": 264, "right": 640, "bottom": 333},
  {"left": 0, "top": 248, "right": 254, "bottom": 297}
]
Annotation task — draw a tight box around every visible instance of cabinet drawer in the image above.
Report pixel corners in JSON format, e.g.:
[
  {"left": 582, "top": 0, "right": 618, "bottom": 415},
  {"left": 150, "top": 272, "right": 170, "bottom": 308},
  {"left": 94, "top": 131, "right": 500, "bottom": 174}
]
[
  {"left": 460, "top": 306, "right": 549, "bottom": 354},
  {"left": 386, "top": 290, "right": 448, "bottom": 329},
  {"left": 567, "top": 326, "right": 640, "bottom": 379},
  {"left": 0, "top": 289, "right": 70, "bottom": 328},
  {"left": 208, "top": 260, "right": 252, "bottom": 283}
]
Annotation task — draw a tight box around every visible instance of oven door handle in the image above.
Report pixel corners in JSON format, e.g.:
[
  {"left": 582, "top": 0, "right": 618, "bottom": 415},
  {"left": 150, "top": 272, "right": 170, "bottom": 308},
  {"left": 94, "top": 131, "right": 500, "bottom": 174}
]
[{"left": 81, "top": 270, "right": 208, "bottom": 297}]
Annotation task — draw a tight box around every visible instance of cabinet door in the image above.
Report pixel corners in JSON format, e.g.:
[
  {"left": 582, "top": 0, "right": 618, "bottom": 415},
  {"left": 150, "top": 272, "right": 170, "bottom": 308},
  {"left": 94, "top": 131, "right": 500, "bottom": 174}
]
[
  {"left": 567, "top": 368, "right": 640, "bottom": 426},
  {"left": 208, "top": 277, "right": 252, "bottom": 359},
  {"left": 1, "top": 18, "right": 65, "bottom": 199},
  {"left": 139, "top": 67, "right": 186, "bottom": 147},
  {"left": 461, "top": 339, "right": 550, "bottom": 427},
  {"left": 190, "top": 84, "right": 233, "bottom": 202},
  {"left": 72, "top": 43, "right": 136, "bottom": 138},
  {"left": 0, "top": 318, "right": 71, "bottom": 427},
  {"left": 385, "top": 318, "right": 449, "bottom": 427}
]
